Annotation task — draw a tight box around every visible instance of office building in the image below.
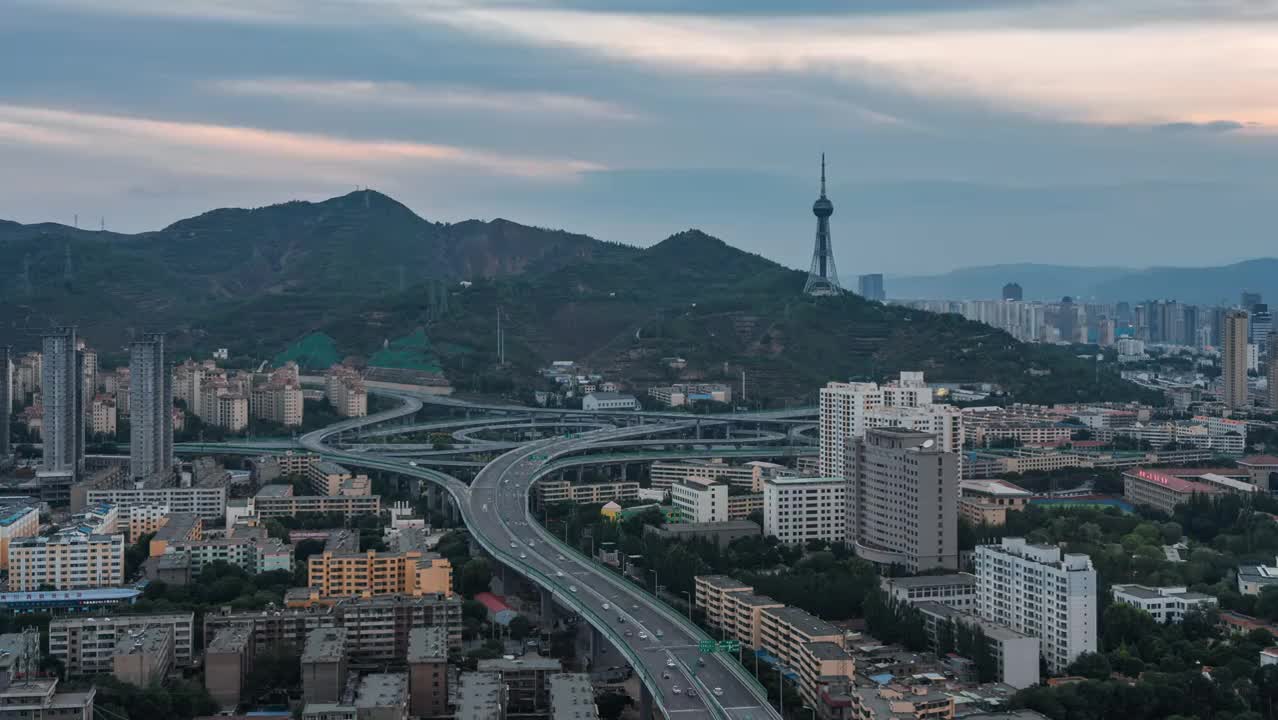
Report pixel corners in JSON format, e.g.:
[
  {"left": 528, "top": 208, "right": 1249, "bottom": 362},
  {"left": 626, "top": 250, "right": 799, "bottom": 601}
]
[
  {"left": 819, "top": 372, "right": 933, "bottom": 478},
  {"left": 0, "top": 677, "right": 95, "bottom": 720},
  {"left": 880, "top": 574, "right": 978, "bottom": 611},
  {"left": 50, "top": 613, "right": 195, "bottom": 675},
  {"left": 41, "top": 327, "right": 85, "bottom": 480},
  {"left": 9, "top": 532, "right": 125, "bottom": 591},
  {"left": 1223, "top": 309, "right": 1250, "bottom": 409},
  {"left": 974, "top": 538, "right": 1097, "bottom": 674},
  {"left": 1110, "top": 585, "right": 1217, "bottom": 623},
  {"left": 847, "top": 428, "right": 958, "bottom": 572},
  {"left": 670, "top": 476, "right": 728, "bottom": 523},
  {"left": 958, "top": 479, "right": 1031, "bottom": 527},
  {"left": 456, "top": 672, "right": 506, "bottom": 720},
  {"left": 762, "top": 476, "right": 846, "bottom": 544},
  {"left": 407, "top": 627, "right": 448, "bottom": 719},
  {"left": 1253, "top": 304, "right": 1274, "bottom": 350},
  {"left": 205, "top": 623, "right": 254, "bottom": 709},
  {"left": 864, "top": 404, "right": 964, "bottom": 456},
  {"left": 477, "top": 657, "right": 561, "bottom": 715},
  {"left": 130, "top": 334, "right": 173, "bottom": 481},
  {"left": 915, "top": 603, "right": 1040, "bottom": 689},
  {"left": 354, "top": 673, "right": 408, "bottom": 720},
  {"left": 1269, "top": 335, "right": 1278, "bottom": 409},
  {"left": 857, "top": 274, "right": 885, "bottom": 302},
  {"left": 549, "top": 674, "right": 598, "bottom": 720},
  {"left": 112, "top": 625, "right": 174, "bottom": 687},
  {"left": 302, "top": 628, "right": 348, "bottom": 704},
  {"left": 0, "top": 346, "right": 10, "bottom": 459}
]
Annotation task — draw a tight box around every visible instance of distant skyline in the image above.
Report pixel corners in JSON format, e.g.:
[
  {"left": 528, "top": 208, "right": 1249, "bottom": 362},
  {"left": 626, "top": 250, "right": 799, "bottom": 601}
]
[{"left": 4, "top": 0, "right": 1278, "bottom": 274}]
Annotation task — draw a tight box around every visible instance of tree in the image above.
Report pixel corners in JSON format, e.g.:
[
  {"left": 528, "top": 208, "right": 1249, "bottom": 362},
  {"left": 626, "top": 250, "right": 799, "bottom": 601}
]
[
  {"left": 1068, "top": 652, "right": 1112, "bottom": 680},
  {"left": 461, "top": 558, "right": 494, "bottom": 597},
  {"left": 508, "top": 615, "right": 533, "bottom": 641}
]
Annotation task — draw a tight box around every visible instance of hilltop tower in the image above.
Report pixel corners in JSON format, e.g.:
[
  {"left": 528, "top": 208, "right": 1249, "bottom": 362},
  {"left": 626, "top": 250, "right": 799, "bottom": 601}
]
[{"left": 803, "top": 154, "right": 842, "bottom": 296}]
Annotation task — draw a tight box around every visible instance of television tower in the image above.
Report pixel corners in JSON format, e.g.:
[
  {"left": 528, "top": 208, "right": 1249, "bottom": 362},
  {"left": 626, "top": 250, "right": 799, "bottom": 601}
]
[{"left": 803, "top": 153, "right": 842, "bottom": 296}]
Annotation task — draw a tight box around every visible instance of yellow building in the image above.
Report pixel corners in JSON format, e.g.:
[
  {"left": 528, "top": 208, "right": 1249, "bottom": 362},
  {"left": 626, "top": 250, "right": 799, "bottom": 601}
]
[
  {"left": 600, "top": 501, "right": 622, "bottom": 521},
  {"left": 10, "top": 532, "right": 125, "bottom": 591},
  {"left": 146, "top": 513, "right": 204, "bottom": 557},
  {"left": 308, "top": 550, "right": 453, "bottom": 599},
  {"left": 957, "top": 479, "right": 1031, "bottom": 527},
  {"left": 0, "top": 506, "right": 40, "bottom": 570}
]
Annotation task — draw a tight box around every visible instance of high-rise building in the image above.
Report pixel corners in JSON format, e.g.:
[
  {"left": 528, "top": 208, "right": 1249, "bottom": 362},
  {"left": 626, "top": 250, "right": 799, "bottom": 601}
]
[
  {"left": 41, "top": 327, "right": 84, "bottom": 478},
  {"left": 847, "top": 428, "right": 958, "bottom": 572},
  {"left": 856, "top": 273, "right": 885, "bottom": 302},
  {"left": 818, "top": 372, "right": 932, "bottom": 478},
  {"left": 0, "top": 346, "right": 11, "bottom": 459},
  {"left": 1251, "top": 304, "right": 1273, "bottom": 352},
  {"left": 130, "top": 334, "right": 173, "bottom": 481},
  {"left": 1243, "top": 291, "right": 1263, "bottom": 310},
  {"left": 1268, "top": 334, "right": 1278, "bottom": 410},
  {"left": 1223, "top": 310, "right": 1250, "bottom": 410},
  {"left": 1002, "top": 283, "right": 1023, "bottom": 301},
  {"left": 803, "top": 154, "right": 842, "bottom": 297},
  {"left": 974, "top": 538, "right": 1096, "bottom": 674},
  {"left": 762, "top": 476, "right": 846, "bottom": 545}
]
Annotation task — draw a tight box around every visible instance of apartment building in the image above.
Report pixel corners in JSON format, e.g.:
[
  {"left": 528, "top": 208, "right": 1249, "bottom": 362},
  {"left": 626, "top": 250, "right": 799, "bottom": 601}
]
[
  {"left": 129, "top": 334, "right": 173, "bottom": 482},
  {"left": 880, "top": 574, "right": 978, "bottom": 612},
  {"left": 534, "top": 480, "right": 639, "bottom": 507},
  {"left": 111, "top": 625, "right": 173, "bottom": 687},
  {"left": 407, "top": 627, "right": 449, "bottom": 719},
  {"left": 1110, "top": 585, "right": 1217, "bottom": 623},
  {"left": 49, "top": 613, "right": 195, "bottom": 675},
  {"left": 723, "top": 592, "right": 784, "bottom": 650},
  {"left": 759, "top": 606, "right": 850, "bottom": 706},
  {"left": 670, "top": 476, "right": 728, "bottom": 523},
  {"left": 693, "top": 575, "right": 751, "bottom": 629},
  {"left": 649, "top": 459, "right": 785, "bottom": 492},
  {"left": 958, "top": 479, "right": 1031, "bottom": 527},
  {"left": 307, "top": 549, "right": 452, "bottom": 599},
  {"left": 9, "top": 533, "right": 125, "bottom": 591},
  {"left": 549, "top": 673, "right": 598, "bottom": 720},
  {"left": 457, "top": 672, "right": 506, "bottom": 720},
  {"left": 165, "top": 528, "right": 292, "bottom": 577},
  {"left": 864, "top": 405, "right": 964, "bottom": 455},
  {"left": 144, "top": 512, "right": 202, "bottom": 555},
  {"left": 915, "top": 602, "right": 1040, "bottom": 689},
  {"left": 206, "top": 623, "right": 254, "bottom": 709},
  {"left": 326, "top": 366, "right": 368, "bottom": 418},
  {"left": 819, "top": 372, "right": 933, "bottom": 478},
  {"left": 762, "top": 476, "right": 846, "bottom": 545},
  {"left": 302, "top": 628, "right": 348, "bottom": 704},
  {"left": 86, "top": 485, "right": 228, "bottom": 521},
  {"left": 477, "top": 657, "right": 562, "bottom": 714},
  {"left": 249, "top": 486, "right": 381, "bottom": 518},
  {"left": 842, "top": 685, "right": 955, "bottom": 720},
  {"left": 0, "top": 507, "right": 39, "bottom": 570},
  {"left": 204, "top": 593, "right": 463, "bottom": 661},
  {"left": 250, "top": 381, "right": 304, "bottom": 427},
  {"left": 847, "top": 428, "right": 958, "bottom": 572},
  {"left": 974, "top": 538, "right": 1097, "bottom": 674},
  {"left": 727, "top": 492, "right": 765, "bottom": 520},
  {"left": 89, "top": 395, "right": 117, "bottom": 436}
]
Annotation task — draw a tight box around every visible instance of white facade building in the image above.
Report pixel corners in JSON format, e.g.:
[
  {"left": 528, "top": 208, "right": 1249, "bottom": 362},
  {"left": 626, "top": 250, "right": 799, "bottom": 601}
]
[
  {"left": 1110, "top": 585, "right": 1217, "bottom": 623},
  {"left": 974, "top": 538, "right": 1097, "bottom": 674},
  {"left": 670, "top": 477, "right": 728, "bottom": 523},
  {"left": 762, "top": 476, "right": 845, "bottom": 545},
  {"left": 582, "top": 393, "right": 638, "bottom": 411},
  {"left": 818, "top": 372, "right": 934, "bottom": 478}
]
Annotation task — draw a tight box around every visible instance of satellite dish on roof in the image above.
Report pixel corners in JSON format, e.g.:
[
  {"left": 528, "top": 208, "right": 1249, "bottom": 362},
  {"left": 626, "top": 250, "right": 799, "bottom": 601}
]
[{"left": 922, "top": 439, "right": 935, "bottom": 449}]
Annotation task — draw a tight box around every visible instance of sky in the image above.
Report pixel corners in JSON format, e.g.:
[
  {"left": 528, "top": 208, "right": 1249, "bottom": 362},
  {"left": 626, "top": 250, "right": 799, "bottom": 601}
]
[{"left": 3, "top": 0, "right": 1278, "bottom": 275}]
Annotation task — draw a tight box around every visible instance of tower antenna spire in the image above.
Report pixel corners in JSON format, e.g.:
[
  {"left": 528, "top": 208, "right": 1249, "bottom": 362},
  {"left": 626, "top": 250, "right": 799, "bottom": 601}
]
[
  {"left": 820, "top": 152, "right": 826, "bottom": 197},
  {"left": 803, "top": 153, "right": 842, "bottom": 296}
]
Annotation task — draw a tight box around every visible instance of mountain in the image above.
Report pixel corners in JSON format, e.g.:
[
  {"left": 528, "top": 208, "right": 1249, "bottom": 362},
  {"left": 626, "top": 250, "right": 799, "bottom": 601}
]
[
  {"left": 0, "top": 192, "right": 1158, "bottom": 405},
  {"left": 885, "top": 260, "right": 1278, "bottom": 305},
  {"left": 0, "top": 190, "right": 627, "bottom": 357}
]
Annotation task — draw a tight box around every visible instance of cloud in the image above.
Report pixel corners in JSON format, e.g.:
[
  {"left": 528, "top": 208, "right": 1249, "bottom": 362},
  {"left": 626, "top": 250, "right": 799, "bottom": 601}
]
[
  {"left": 1151, "top": 120, "right": 1247, "bottom": 133},
  {"left": 212, "top": 78, "right": 644, "bottom": 122},
  {"left": 0, "top": 104, "right": 602, "bottom": 181}
]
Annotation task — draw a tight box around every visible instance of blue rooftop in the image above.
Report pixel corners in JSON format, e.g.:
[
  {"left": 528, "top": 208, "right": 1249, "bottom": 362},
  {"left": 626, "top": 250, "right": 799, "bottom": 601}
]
[{"left": 0, "top": 507, "right": 34, "bottom": 527}]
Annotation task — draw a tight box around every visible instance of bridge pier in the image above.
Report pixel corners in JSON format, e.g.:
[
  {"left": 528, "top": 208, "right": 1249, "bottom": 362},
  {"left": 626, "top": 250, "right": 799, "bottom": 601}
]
[
  {"left": 639, "top": 684, "right": 654, "bottom": 720},
  {"left": 540, "top": 588, "right": 555, "bottom": 627},
  {"left": 695, "top": 420, "right": 702, "bottom": 440}
]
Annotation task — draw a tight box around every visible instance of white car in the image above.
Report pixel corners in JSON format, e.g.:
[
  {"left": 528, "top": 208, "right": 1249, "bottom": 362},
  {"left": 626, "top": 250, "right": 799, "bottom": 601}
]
[
  {"left": 509, "top": 542, "right": 517, "bottom": 548},
  {"left": 408, "top": 461, "right": 418, "bottom": 467},
  {"left": 528, "top": 540, "right": 535, "bottom": 546},
  {"left": 602, "top": 603, "right": 611, "bottom": 610},
  {"left": 638, "top": 632, "right": 648, "bottom": 640},
  {"left": 713, "top": 688, "right": 723, "bottom": 697},
  {"left": 666, "top": 659, "right": 676, "bottom": 668},
  {"left": 519, "top": 553, "right": 527, "bottom": 559},
  {"left": 672, "top": 686, "right": 681, "bottom": 695},
  {"left": 557, "top": 554, "right": 565, "bottom": 561},
  {"left": 569, "top": 585, "right": 578, "bottom": 593},
  {"left": 656, "top": 630, "right": 663, "bottom": 637},
  {"left": 556, "top": 571, "right": 565, "bottom": 577}
]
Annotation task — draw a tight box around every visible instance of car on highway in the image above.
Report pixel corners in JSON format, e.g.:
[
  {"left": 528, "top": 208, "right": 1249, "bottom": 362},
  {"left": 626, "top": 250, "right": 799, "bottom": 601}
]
[
  {"left": 687, "top": 689, "right": 697, "bottom": 698},
  {"left": 569, "top": 585, "right": 578, "bottom": 593},
  {"left": 638, "top": 632, "right": 648, "bottom": 639},
  {"left": 519, "top": 553, "right": 527, "bottom": 559},
  {"left": 408, "top": 461, "right": 418, "bottom": 467},
  {"left": 672, "top": 686, "right": 681, "bottom": 695},
  {"left": 632, "top": 604, "right": 639, "bottom": 610},
  {"left": 509, "top": 542, "right": 517, "bottom": 548},
  {"left": 557, "top": 554, "right": 565, "bottom": 560},
  {"left": 528, "top": 540, "right": 535, "bottom": 546},
  {"left": 624, "top": 630, "right": 633, "bottom": 637},
  {"left": 556, "top": 571, "right": 565, "bottom": 577},
  {"left": 602, "top": 603, "right": 610, "bottom": 610},
  {"left": 713, "top": 688, "right": 723, "bottom": 697},
  {"left": 666, "top": 659, "right": 676, "bottom": 667},
  {"left": 662, "top": 671, "right": 670, "bottom": 680},
  {"left": 656, "top": 630, "right": 663, "bottom": 637},
  {"left": 617, "top": 616, "right": 625, "bottom": 623}
]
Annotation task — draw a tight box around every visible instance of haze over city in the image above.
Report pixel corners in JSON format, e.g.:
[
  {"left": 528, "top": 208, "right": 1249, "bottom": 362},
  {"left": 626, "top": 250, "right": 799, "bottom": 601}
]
[{"left": 5, "top": 0, "right": 1278, "bottom": 273}]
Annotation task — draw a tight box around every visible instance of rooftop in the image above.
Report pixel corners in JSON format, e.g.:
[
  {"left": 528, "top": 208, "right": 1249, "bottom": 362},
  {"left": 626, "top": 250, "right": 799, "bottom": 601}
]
[
  {"left": 805, "top": 641, "right": 852, "bottom": 660},
  {"left": 660, "top": 521, "right": 761, "bottom": 534},
  {"left": 477, "top": 656, "right": 563, "bottom": 672},
  {"left": 763, "top": 606, "right": 841, "bottom": 639},
  {"left": 883, "top": 574, "right": 976, "bottom": 589},
  {"left": 959, "top": 479, "right": 1031, "bottom": 497},
  {"left": 732, "top": 593, "right": 783, "bottom": 608},
  {"left": 406, "top": 626, "right": 447, "bottom": 663},
  {"left": 548, "top": 673, "right": 598, "bottom": 720},
  {"left": 696, "top": 575, "right": 751, "bottom": 591},
  {"left": 457, "top": 672, "right": 505, "bottom": 720},
  {"left": 584, "top": 392, "right": 635, "bottom": 401},
  {"left": 207, "top": 623, "right": 252, "bottom": 654},
  {"left": 354, "top": 673, "right": 407, "bottom": 709},
  {"left": 1240, "top": 455, "right": 1278, "bottom": 467},
  {"left": 914, "top": 602, "right": 1033, "bottom": 643},
  {"left": 765, "top": 475, "right": 842, "bottom": 486},
  {"left": 114, "top": 625, "right": 171, "bottom": 656},
  {"left": 301, "top": 628, "right": 347, "bottom": 663},
  {"left": 256, "top": 485, "right": 294, "bottom": 498},
  {"left": 153, "top": 513, "right": 201, "bottom": 541}
]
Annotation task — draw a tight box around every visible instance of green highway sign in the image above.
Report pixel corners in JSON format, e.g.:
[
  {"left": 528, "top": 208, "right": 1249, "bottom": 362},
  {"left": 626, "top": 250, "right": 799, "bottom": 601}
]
[
  {"left": 720, "top": 640, "right": 741, "bottom": 652},
  {"left": 530, "top": 454, "right": 548, "bottom": 461},
  {"left": 698, "top": 640, "right": 717, "bottom": 653}
]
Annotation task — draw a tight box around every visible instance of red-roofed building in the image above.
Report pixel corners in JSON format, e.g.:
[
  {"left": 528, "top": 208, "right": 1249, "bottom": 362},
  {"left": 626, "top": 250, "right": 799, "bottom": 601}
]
[
  {"left": 474, "top": 592, "right": 516, "bottom": 626},
  {"left": 1123, "top": 468, "right": 1223, "bottom": 514},
  {"left": 1239, "top": 456, "right": 1278, "bottom": 493}
]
